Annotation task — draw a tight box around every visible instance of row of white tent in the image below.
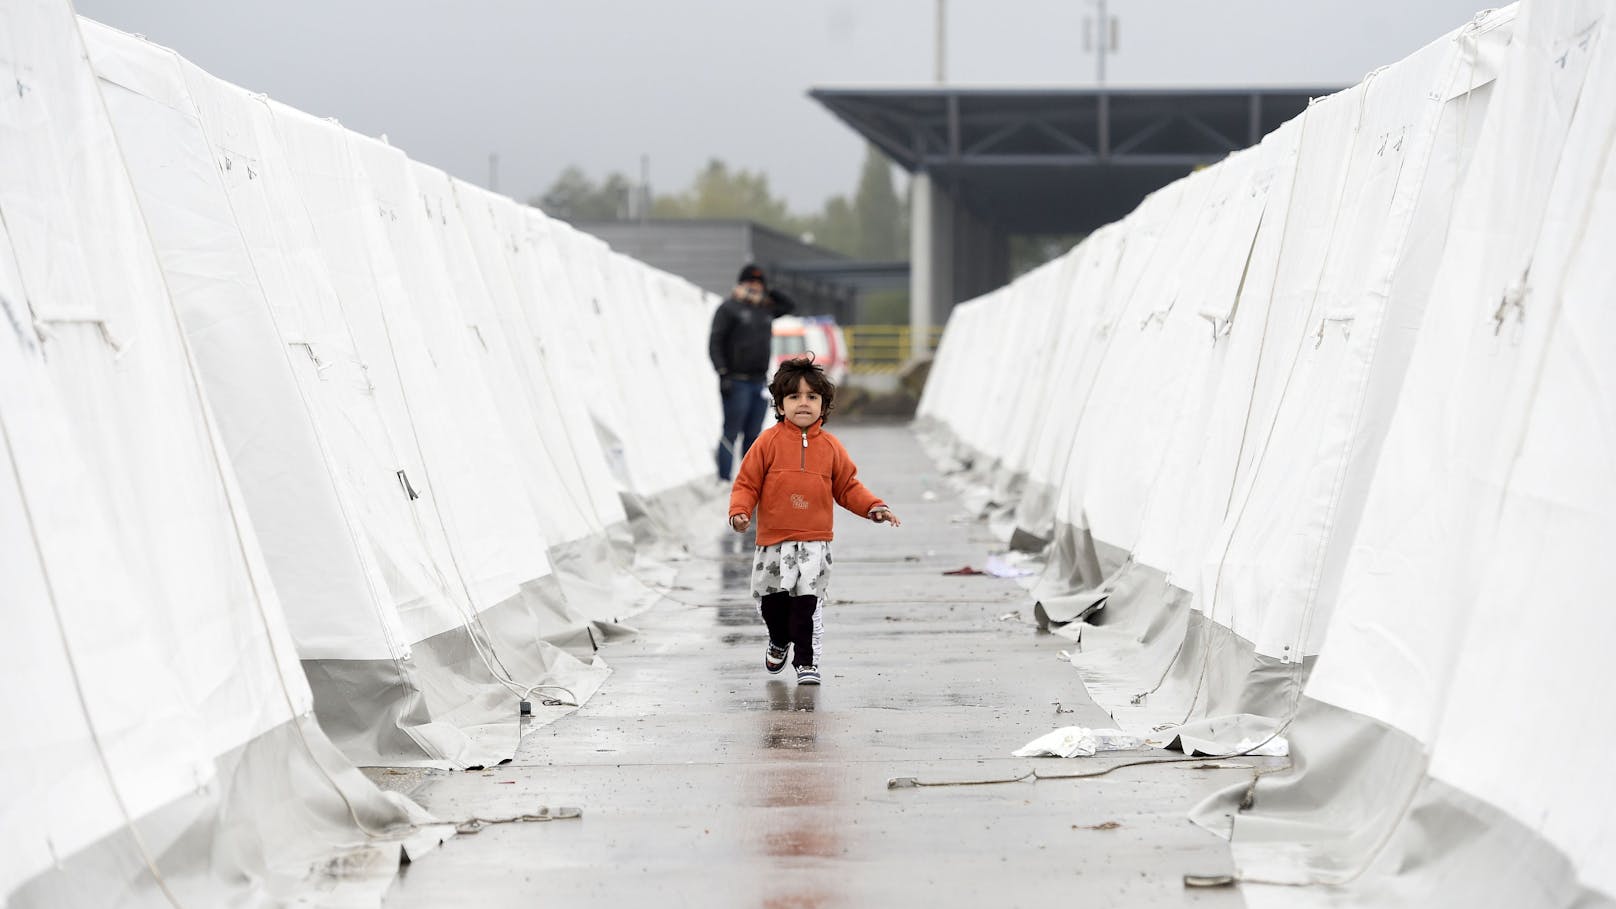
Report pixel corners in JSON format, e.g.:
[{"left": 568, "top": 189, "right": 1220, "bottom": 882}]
[
  {"left": 919, "top": 1, "right": 1613, "bottom": 905},
  {"left": 3, "top": 3, "right": 721, "bottom": 906}
]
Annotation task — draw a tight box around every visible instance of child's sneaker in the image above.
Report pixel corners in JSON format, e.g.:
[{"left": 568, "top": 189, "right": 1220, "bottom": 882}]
[
  {"left": 765, "top": 644, "right": 788, "bottom": 674},
  {"left": 795, "top": 665, "right": 821, "bottom": 685}
]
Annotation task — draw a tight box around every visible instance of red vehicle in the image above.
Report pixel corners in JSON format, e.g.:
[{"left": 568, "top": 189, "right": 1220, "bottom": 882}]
[{"left": 771, "top": 316, "right": 849, "bottom": 387}]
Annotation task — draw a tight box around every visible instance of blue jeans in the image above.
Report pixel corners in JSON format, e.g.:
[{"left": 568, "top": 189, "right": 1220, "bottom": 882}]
[{"left": 717, "top": 379, "right": 768, "bottom": 480}]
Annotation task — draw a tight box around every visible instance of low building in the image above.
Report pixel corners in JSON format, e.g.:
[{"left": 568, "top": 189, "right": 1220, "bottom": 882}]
[{"left": 575, "top": 218, "right": 903, "bottom": 325}]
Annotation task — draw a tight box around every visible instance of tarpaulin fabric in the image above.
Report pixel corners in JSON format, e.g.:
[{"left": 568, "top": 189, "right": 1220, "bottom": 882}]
[
  {"left": 75, "top": 24, "right": 599, "bottom": 770},
  {"left": 1220, "top": 0, "right": 1616, "bottom": 902},
  {"left": 926, "top": 8, "right": 1513, "bottom": 717},
  {"left": 921, "top": 1, "right": 1613, "bottom": 902},
  {"left": 4, "top": 5, "right": 722, "bottom": 905},
  {"left": 1, "top": 4, "right": 419, "bottom": 905},
  {"left": 453, "top": 183, "right": 631, "bottom": 530}
]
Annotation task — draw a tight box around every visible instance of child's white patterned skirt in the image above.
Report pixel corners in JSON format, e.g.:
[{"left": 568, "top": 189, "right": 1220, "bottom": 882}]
[{"left": 750, "top": 541, "right": 833, "bottom": 600}]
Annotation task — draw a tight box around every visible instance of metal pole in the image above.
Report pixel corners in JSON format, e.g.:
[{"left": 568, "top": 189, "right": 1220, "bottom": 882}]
[
  {"left": 1096, "top": 0, "right": 1107, "bottom": 87},
  {"left": 935, "top": 0, "right": 946, "bottom": 84},
  {"left": 910, "top": 173, "right": 934, "bottom": 360},
  {"left": 639, "top": 153, "right": 650, "bottom": 224}
]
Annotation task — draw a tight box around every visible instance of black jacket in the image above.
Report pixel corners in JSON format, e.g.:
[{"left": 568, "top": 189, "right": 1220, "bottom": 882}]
[{"left": 708, "top": 289, "right": 795, "bottom": 379}]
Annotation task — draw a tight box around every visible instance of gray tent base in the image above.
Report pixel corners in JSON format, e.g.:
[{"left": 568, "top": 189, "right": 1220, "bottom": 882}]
[
  {"left": 303, "top": 576, "right": 609, "bottom": 769},
  {"left": 1192, "top": 697, "right": 1615, "bottom": 908},
  {"left": 1030, "top": 521, "right": 1316, "bottom": 734},
  {"left": 7, "top": 714, "right": 417, "bottom": 909}
]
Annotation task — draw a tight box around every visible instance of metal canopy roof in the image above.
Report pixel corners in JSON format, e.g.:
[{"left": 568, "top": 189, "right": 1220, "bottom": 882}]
[{"left": 810, "top": 86, "right": 1334, "bottom": 234}]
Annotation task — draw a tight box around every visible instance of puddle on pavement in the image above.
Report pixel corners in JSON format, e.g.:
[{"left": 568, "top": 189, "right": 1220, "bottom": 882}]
[
  {"left": 752, "top": 680, "right": 843, "bottom": 904},
  {"left": 760, "top": 680, "right": 819, "bottom": 753},
  {"left": 716, "top": 603, "right": 759, "bottom": 627},
  {"left": 715, "top": 528, "right": 757, "bottom": 592}
]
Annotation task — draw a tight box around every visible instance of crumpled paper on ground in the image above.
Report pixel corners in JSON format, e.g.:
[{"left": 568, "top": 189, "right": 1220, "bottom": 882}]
[{"left": 1012, "top": 726, "right": 1149, "bottom": 758}]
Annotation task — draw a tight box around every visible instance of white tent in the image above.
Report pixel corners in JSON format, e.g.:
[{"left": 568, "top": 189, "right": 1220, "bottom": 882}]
[
  {"left": 533, "top": 217, "right": 721, "bottom": 531},
  {"left": 1216, "top": 0, "right": 1616, "bottom": 902},
  {"left": 454, "top": 182, "right": 631, "bottom": 533},
  {"left": 920, "top": 0, "right": 1614, "bottom": 902},
  {"left": 80, "top": 23, "right": 609, "bottom": 769},
  {"left": 424, "top": 170, "right": 652, "bottom": 630},
  {"left": 1, "top": 4, "right": 420, "bottom": 904},
  {"left": 925, "top": 7, "right": 1513, "bottom": 727},
  {"left": 6, "top": 2, "right": 729, "bottom": 904}
]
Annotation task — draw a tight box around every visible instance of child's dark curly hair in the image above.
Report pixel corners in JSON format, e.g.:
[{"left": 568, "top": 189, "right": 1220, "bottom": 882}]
[{"left": 769, "top": 355, "right": 836, "bottom": 424}]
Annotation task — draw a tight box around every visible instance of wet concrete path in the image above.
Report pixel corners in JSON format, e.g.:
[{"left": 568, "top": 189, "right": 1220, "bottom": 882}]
[{"left": 384, "top": 423, "right": 1248, "bottom": 908}]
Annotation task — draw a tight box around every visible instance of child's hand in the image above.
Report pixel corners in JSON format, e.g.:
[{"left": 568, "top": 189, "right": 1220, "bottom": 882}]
[
  {"left": 869, "top": 506, "right": 901, "bottom": 527},
  {"left": 730, "top": 513, "right": 751, "bottom": 533}
]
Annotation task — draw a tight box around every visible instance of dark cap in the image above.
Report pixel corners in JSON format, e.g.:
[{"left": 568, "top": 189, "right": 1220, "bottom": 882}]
[{"left": 737, "top": 263, "right": 767, "bottom": 287}]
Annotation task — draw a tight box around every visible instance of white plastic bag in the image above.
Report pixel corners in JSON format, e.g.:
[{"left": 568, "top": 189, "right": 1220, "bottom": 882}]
[
  {"left": 1012, "top": 726, "right": 1147, "bottom": 758},
  {"left": 985, "top": 553, "right": 1035, "bottom": 578}
]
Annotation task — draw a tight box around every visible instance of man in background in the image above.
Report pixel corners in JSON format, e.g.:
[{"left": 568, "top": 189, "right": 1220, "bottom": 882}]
[{"left": 710, "top": 263, "right": 795, "bottom": 481}]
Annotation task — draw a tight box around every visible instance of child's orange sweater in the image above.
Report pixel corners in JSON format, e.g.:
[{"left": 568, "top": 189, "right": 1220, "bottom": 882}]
[{"left": 728, "top": 420, "right": 886, "bottom": 547}]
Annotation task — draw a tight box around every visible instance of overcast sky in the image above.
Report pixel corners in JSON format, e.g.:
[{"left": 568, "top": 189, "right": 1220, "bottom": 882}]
[{"left": 74, "top": 0, "right": 1496, "bottom": 212}]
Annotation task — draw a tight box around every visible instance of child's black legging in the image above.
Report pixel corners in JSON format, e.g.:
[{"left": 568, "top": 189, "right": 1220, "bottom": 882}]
[{"left": 760, "top": 591, "right": 821, "bottom": 668}]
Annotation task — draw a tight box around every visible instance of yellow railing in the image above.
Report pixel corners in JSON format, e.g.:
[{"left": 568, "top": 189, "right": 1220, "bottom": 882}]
[{"left": 843, "top": 325, "right": 945, "bottom": 374}]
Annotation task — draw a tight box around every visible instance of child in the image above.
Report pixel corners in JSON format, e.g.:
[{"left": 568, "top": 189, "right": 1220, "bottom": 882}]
[{"left": 728, "top": 356, "right": 901, "bottom": 685}]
